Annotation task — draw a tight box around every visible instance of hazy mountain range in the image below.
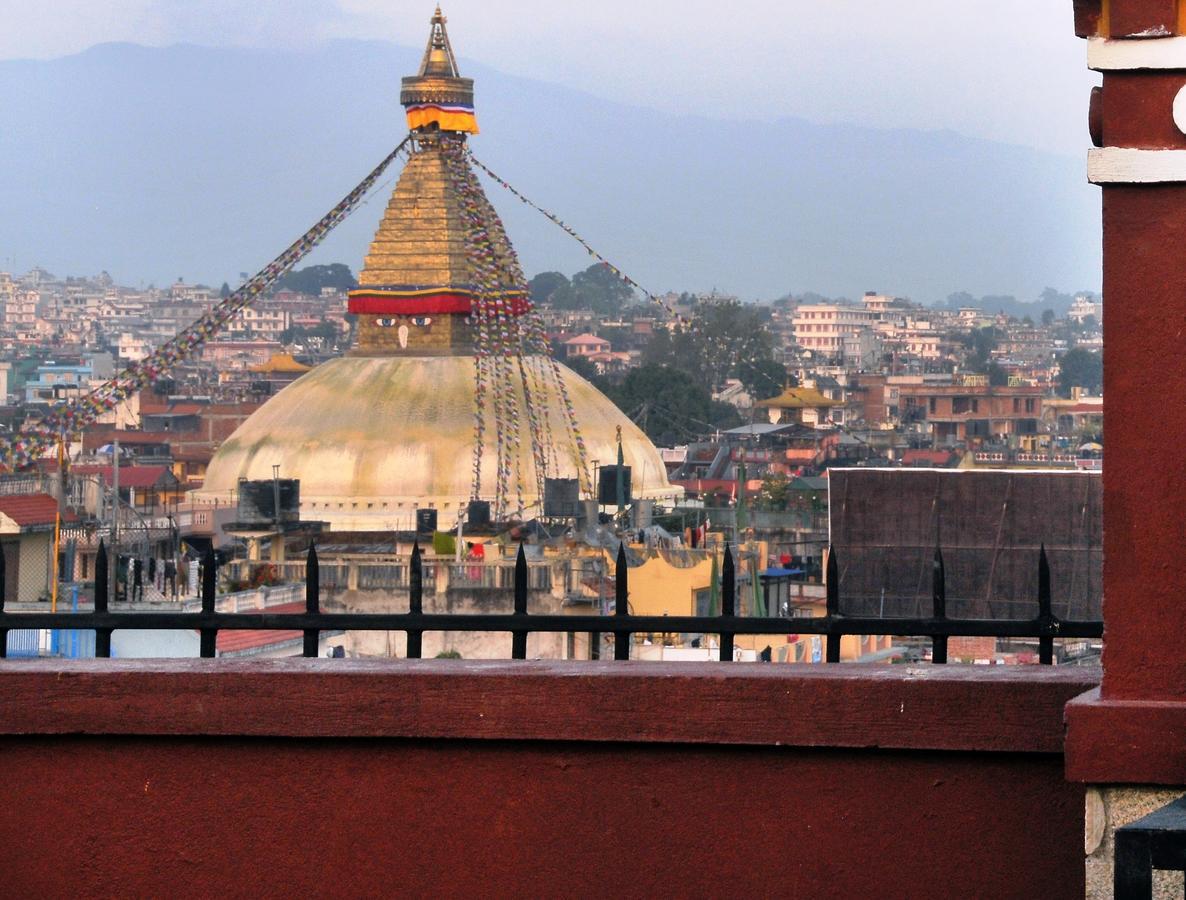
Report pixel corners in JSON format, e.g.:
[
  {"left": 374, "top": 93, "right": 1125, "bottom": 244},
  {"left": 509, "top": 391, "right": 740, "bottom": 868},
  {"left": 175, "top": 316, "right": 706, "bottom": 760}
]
[{"left": 0, "top": 40, "right": 1101, "bottom": 304}]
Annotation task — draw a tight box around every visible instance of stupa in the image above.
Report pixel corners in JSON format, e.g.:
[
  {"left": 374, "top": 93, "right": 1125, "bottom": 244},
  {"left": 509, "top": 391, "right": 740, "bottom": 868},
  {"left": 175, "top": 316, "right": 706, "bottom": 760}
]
[{"left": 196, "top": 8, "right": 677, "bottom": 532}]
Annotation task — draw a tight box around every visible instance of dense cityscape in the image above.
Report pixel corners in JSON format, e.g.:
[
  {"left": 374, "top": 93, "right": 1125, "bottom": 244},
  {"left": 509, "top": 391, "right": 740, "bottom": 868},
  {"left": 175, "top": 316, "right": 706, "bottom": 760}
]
[
  {"left": 16, "top": 4, "right": 1186, "bottom": 896},
  {"left": 0, "top": 253, "right": 1105, "bottom": 662}
]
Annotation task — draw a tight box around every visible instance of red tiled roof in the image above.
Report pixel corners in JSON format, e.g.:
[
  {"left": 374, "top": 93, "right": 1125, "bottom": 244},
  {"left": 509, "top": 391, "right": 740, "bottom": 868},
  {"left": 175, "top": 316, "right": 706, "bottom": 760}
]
[
  {"left": 215, "top": 601, "right": 304, "bottom": 654},
  {"left": 0, "top": 493, "right": 59, "bottom": 526},
  {"left": 563, "top": 334, "right": 609, "bottom": 345}
]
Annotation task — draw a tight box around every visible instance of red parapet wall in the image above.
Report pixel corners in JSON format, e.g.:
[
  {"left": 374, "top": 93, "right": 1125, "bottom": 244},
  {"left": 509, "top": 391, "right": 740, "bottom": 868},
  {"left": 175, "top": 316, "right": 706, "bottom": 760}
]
[{"left": 0, "top": 660, "right": 1095, "bottom": 897}]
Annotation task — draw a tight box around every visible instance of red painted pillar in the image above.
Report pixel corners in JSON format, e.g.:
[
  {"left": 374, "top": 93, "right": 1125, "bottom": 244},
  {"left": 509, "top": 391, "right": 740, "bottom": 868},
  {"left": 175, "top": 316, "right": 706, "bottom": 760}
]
[{"left": 1067, "top": 0, "right": 1186, "bottom": 783}]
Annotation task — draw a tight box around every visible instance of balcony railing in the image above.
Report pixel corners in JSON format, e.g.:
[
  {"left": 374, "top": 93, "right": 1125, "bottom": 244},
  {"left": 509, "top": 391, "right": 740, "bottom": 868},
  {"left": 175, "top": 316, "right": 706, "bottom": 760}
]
[{"left": 0, "top": 538, "right": 1103, "bottom": 663}]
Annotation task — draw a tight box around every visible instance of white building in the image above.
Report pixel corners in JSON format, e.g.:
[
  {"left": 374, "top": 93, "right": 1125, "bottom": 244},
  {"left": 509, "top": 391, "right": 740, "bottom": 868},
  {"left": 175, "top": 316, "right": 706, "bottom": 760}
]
[
  {"left": 792, "top": 303, "right": 879, "bottom": 357},
  {"left": 1068, "top": 294, "right": 1103, "bottom": 324}
]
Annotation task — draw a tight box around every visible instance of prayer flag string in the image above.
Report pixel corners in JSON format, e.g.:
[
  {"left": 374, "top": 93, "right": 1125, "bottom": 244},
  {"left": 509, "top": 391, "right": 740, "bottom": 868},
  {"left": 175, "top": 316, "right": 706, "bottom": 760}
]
[
  {"left": 2, "top": 135, "right": 415, "bottom": 471},
  {"left": 465, "top": 148, "right": 679, "bottom": 320}
]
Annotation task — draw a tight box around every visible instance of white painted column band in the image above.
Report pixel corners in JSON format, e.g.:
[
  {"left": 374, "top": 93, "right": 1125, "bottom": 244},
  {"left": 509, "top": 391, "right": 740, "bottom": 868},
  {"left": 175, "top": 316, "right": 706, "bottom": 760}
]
[
  {"left": 1089, "top": 36, "right": 1186, "bottom": 71},
  {"left": 1088, "top": 147, "right": 1186, "bottom": 183}
]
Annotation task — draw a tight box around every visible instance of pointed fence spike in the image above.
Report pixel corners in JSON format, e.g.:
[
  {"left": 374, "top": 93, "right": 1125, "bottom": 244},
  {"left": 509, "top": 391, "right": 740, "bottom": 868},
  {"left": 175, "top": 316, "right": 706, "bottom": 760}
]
[
  {"left": 614, "top": 541, "right": 630, "bottom": 660},
  {"left": 514, "top": 543, "right": 528, "bottom": 614},
  {"left": 932, "top": 545, "right": 947, "bottom": 665},
  {"left": 1038, "top": 543, "right": 1054, "bottom": 665},
  {"left": 512, "top": 542, "right": 528, "bottom": 659},
  {"left": 825, "top": 544, "right": 840, "bottom": 663},
  {"left": 199, "top": 546, "right": 218, "bottom": 658},
  {"left": 825, "top": 544, "right": 839, "bottom": 617},
  {"left": 94, "top": 538, "right": 111, "bottom": 657},
  {"left": 1038, "top": 543, "right": 1051, "bottom": 618},
  {"left": 94, "top": 539, "right": 108, "bottom": 612},
  {"left": 720, "top": 543, "right": 735, "bottom": 662},
  {"left": 615, "top": 542, "right": 628, "bottom": 615},
  {"left": 407, "top": 540, "right": 423, "bottom": 659},
  {"left": 303, "top": 543, "right": 320, "bottom": 658},
  {"left": 201, "top": 547, "right": 217, "bottom": 613},
  {"left": 721, "top": 543, "right": 735, "bottom": 616}
]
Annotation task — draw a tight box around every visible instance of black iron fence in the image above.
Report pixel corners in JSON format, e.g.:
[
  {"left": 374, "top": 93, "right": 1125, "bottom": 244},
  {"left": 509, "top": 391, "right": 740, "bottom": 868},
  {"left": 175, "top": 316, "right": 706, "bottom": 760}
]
[{"left": 0, "top": 539, "right": 1102, "bottom": 662}]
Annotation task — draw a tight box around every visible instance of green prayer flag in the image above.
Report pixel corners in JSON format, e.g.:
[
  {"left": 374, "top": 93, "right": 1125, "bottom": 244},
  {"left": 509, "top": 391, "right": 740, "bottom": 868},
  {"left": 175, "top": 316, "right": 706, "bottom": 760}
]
[
  {"left": 751, "top": 552, "right": 765, "bottom": 617},
  {"left": 432, "top": 530, "right": 456, "bottom": 557}
]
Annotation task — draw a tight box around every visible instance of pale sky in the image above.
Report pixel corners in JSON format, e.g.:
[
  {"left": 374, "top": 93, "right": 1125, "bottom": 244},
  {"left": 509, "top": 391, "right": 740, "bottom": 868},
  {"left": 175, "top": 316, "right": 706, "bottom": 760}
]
[{"left": 1, "top": 1, "right": 1096, "bottom": 156}]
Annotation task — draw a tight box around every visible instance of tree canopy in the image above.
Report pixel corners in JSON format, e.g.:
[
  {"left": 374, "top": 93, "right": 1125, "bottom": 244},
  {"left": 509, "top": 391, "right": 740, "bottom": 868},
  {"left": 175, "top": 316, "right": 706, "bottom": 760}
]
[
  {"left": 530, "top": 264, "right": 634, "bottom": 315},
  {"left": 963, "top": 326, "right": 1001, "bottom": 372},
  {"left": 597, "top": 364, "right": 741, "bottom": 447},
  {"left": 643, "top": 299, "right": 778, "bottom": 392},
  {"left": 275, "top": 263, "right": 357, "bottom": 296},
  {"left": 987, "top": 362, "right": 1010, "bottom": 387},
  {"left": 1057, "top": 348, "right": 1102, "bottom": 397},
  {"left": 528, "top": 271, "right": 569, "bottom": 307}
]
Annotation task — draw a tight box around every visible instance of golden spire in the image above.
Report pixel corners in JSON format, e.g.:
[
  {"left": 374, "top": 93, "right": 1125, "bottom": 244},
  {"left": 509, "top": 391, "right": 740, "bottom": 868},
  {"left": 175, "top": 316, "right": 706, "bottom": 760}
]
[
  {"left": 419, "top": 6, "right": 460, "bottom": 78},
  {"left": 401, "top": 6, "right": 477, "bottom": 133}
]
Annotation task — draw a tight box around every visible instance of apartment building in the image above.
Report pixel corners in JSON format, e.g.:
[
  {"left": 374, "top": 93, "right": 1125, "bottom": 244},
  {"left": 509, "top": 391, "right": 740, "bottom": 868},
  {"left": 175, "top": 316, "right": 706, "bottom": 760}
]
[{"left": 792, "top": 303, "right": 879, "bottom": 357}]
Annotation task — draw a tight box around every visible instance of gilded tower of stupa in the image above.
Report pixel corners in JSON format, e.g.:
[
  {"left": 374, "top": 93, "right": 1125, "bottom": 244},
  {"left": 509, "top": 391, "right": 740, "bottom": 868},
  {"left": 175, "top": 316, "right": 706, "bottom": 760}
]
[
  {"left": 347, "top": 8, "right": 517, "bottom": 357},
  {"left": 197, "top": 8, "right": 677, "bottom": 532}
]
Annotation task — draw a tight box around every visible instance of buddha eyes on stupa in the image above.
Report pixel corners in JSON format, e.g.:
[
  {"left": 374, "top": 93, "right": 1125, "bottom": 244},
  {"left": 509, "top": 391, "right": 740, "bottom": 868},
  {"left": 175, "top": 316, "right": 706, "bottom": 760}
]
[{"left": 373, "top": 316, "right": 432, "bottom": 328}]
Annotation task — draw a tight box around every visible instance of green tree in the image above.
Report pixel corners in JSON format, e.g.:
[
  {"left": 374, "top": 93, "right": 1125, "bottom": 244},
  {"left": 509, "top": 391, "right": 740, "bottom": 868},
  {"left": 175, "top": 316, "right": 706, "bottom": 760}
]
[
  {"left": 1040, "top": 286, "right": 1073, "bottom": 311},
  {"left": 640, "top": 327, "right": 677, "bottom": 368},
  {"left": 1057, "top": 348, "right": 1102, "bottom": 397},
  {"left": 597, "top": 324, "right": 632, "bottom": 351},
  {"left": 275, "top": 263, "right": 356, "bottom": 296},
  {"left": 681, "top": 299, "right": 777, "bottom": 391},
  {"left": 528, "top": 271, "right": 570, "bottom": 307},
  {"left": 568, "top": 264, "right": 635, "bottom": 316},
  {"left": 219, "top": 281, "right": 231, "bottom": 299},
  {"left": 564, "top": 354, "right": 599, "bottom": 381},
  {"left": 987, "top": 362, "right": 1010, "bottom": 386},
  {"left": 756, "top": 474, "right": 791, "bottom": 511},
  {"left": 709, "top": 400, "right": 744, "bottom": 432},
  {"left": 737, "top": 358, "right": 790, "bottom": 401},
  {"left": 964, "top": 326, "right": 1000, "bottom": 371},
  {"left": 1041, "top": 308, "right": 1056, "bottom": 327},
  {"left": 601, "top": 365, "right": 735, "bottom": 446}
]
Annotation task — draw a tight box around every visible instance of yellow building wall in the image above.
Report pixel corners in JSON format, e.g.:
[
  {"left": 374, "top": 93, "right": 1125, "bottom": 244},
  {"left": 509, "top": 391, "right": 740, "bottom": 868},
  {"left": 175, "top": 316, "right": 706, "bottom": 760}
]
[
  {"left": 618, "top": 551, "right": 715, "bottom": 617},
  {"left": 17, "top": 533, "right": 51, "bottom": 603},
  {"left": 616, "top": 543, "right": 895, "bottom": 663}
]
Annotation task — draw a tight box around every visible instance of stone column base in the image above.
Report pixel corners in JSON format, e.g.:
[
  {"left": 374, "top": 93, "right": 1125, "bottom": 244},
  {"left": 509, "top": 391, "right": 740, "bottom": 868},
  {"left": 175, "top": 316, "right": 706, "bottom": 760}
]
[{"left": 1085, "top": 786, "right": 1185, "bottom": 898}]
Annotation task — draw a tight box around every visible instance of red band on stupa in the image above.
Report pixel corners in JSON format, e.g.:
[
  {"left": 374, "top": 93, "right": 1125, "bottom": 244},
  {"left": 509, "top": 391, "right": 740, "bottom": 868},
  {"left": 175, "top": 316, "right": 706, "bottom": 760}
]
[
  {"left": 347, "top": 289, "right": 531, "bottom": 316},
  {"left": 348, "top": 293, "right": 473, "bottom": 315}
]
